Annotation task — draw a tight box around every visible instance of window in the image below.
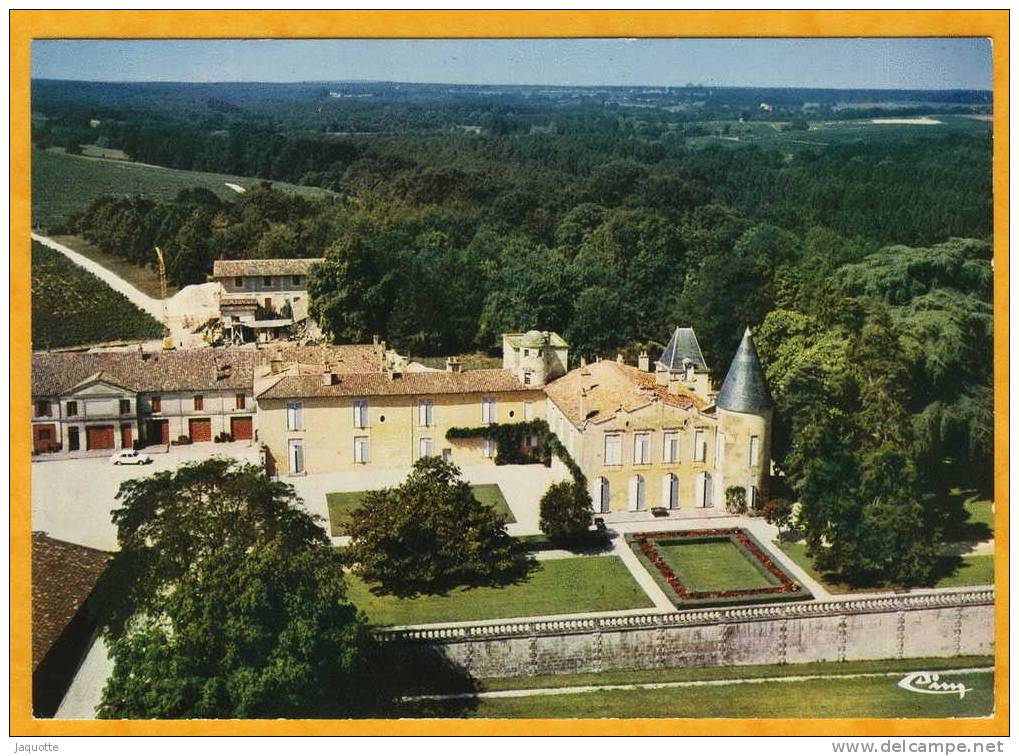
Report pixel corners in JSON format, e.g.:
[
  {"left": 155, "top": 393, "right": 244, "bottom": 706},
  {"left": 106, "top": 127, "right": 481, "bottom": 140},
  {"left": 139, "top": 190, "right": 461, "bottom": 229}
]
[
  {"left": 288, "top": 438, "right": 304, "bottom": 475},
  {"left": 151, "top": 396, "right": 161, "bottom": 413},
  {"left": 633, "top": 432, "right": 651, "bottom": 464},
  {"left": 524, "top": 401, "right": 534, "bottom": 421},
  {"left": 693, "top": 429, "right": 706, "bottom": 462},
  {"left": 662, "top": 473, "right": 679, "bottom": 509},
  {"left": 523, "top": 348, "right": 530, "bottom": 357},
  {"left": 716, "top": 432, "right": 725, "bottom": 466},
  {"left": 482, "top": 437, "right": 496, "bottom": 458},
  {"left": 119, "top": 399, "right": 131, "bottom": 415},
  {"left": 481, "top": 397, "right": 496, "bottom": 424},
  {"left": 419, "top": 437, "right": 433, "bottom": 458},
  {"left": 418, "top": 399, "right": 434, "bottom": 427},
  {"left": 286, "top": 401, "right": 303, "bottom": 431},
  {"left": 523, "top": 372, "right": 532, "bottom": 385},
  {"left": 629, "top": 475, "right": 646, "bottom": 512},
  {"left": 66, "top": 401, "right": 78, "bottom": 417},
  {"left": 263, "top": 275, "right": 272, "bottom": 286},
  {"left": 354, "top": 436, "right": 370, "bottom": 464},
  {"left": 525, "top": 434, "right": 539, "bottom": 448},
  {"left": 236, "top": 393, "right": 246, "bottom": 410},
  {"left": 695, "top": 472, "right": 714, "bottom": 508},
  {"left": 663, "top": 431, "right": 679, "bottom": 463},
  {"left": 292, "top": 275, "right": 302, "bottom": 286},
  {"left": 748, "top": 485, "right": 759, "bottom": 511},
  {"left": 35, "top": 401, "right": 50, "bottom": 417},
  {"left": 193, "top": 395, "right": 204, "bottom": 411},
  {"left": 604, "top": 434, "right": 621, "bottom": 465},
  {"left": 353, "top": 399, "right": 369, "bottom": 428},
  {"left": 749, "top": 435, "right": 760, "bottom": 467},
  {"left": 596, "top": 477, "right": 610, "bottom": 514},
  {"left": 234, "top": 276, "right": 243, "bottom": 287}
]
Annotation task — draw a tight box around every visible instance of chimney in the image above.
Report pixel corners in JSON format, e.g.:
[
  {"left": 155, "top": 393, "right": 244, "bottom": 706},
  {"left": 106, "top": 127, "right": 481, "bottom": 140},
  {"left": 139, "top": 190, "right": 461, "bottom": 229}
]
[
  {"left": 321, "top": 366, "right": 333, "bottom": 386},
  {"left": 270, "top": 351, "right": 283, "bottom": 374},
  {"left": 638, "top": 350, "right": 650, "bottom": 372},
  {"left": 446, "top": 357, "right": 462, "bottom": 373}
]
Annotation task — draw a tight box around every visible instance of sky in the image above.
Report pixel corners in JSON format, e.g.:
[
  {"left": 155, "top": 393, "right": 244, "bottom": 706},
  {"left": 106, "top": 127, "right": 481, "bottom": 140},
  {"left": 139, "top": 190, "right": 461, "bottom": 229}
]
[{"left": 31, "top": 38, "right": 992, "bottom": 90}]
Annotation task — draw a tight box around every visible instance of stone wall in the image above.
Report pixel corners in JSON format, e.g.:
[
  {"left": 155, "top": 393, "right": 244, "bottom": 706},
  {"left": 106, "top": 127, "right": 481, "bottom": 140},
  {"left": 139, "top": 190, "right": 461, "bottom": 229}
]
[{"left": 376, "top": 590, "right": 994, "bottom": 679}]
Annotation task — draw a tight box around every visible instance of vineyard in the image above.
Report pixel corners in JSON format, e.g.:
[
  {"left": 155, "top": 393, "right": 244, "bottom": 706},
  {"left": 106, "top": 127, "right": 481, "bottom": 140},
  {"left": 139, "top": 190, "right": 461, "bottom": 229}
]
[
  {"left": 31, "top": 241, "right": 164, "bottom": 349},
  {"left": 31, "top": 148, "right": 334, "bottom": 230}
]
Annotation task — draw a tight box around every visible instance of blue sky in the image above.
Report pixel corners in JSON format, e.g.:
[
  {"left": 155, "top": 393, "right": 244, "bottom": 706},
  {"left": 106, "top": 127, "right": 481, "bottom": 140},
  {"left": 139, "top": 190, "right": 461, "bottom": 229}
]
[{"left": 32, "top": 38, "right": 992, "bottom": 90}]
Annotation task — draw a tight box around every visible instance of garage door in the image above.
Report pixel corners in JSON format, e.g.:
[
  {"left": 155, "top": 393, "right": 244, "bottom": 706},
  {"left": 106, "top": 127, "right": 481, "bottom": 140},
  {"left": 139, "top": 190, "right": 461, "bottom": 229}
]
[
  {"left": 230, "top": 416, "right": 253, "bottom": 440},
  {"left": 147, "top": 419, "right": 170, "bottom": 445},
  {"left": 86, "top": 425, "right": 115, "bottom": 450},
  {"left": 189, "top": 418, "right": 212, "bottom": 442},
  {"left": 33, "top": 424, "right": 57, "bottom": 453}
]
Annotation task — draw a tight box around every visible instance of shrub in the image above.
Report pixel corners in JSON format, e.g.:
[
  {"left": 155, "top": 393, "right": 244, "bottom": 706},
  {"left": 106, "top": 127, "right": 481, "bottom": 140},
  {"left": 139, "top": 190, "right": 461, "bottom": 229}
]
[
  {"left": 725, "top": 485, "right": 748, "bottom": 515},
  {"left": 539, "top": 481, "right": 593, "bottom": 547},
  {"left": 762, "top": 497, "right": 794, "bottom": 537}
]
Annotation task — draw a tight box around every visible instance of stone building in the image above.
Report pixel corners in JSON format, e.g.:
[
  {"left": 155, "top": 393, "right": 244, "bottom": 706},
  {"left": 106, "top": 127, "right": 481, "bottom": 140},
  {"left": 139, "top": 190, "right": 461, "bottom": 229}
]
[{"left": 544, "top": 327, "right": 772, "bottom": 513}]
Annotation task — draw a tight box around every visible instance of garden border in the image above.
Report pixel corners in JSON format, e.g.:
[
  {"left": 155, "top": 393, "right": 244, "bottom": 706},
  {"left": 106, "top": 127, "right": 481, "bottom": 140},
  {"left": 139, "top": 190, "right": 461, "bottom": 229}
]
[{"left": 626, "top": 527, "right": 812, "bottom": 609}]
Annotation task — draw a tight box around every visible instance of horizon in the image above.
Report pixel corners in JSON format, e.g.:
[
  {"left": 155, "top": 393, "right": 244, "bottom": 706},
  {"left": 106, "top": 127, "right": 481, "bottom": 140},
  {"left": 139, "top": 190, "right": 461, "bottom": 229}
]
[{"left": 31, "top": 38, "right": 993, "bottom": 91}]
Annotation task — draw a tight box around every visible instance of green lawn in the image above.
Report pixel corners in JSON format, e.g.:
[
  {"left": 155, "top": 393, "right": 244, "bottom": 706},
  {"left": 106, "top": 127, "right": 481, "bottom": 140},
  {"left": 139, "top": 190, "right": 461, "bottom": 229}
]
[
  {"left": 435, "top": 670, "right": 993, "bottom": 719},
  {"left": 32, "top": 148, "right": 334, "bottom": 230},
  {"left": 656, "top": 539, "right": 775, "bottom": 592},
  {"left": 31, "top": 241, "right": 164, "bottom": 349},
  {"left": 469, "top": 484, "right": 516, "bottom": 524},
  {"left": 776, "top": 541, "right": 994, "bottom": 593},
  {"left": 327, "top": 484, "right": 514, "bottom": 536},
  {"left": 346, "top": 555, "right": 653, "bottom": 626}
]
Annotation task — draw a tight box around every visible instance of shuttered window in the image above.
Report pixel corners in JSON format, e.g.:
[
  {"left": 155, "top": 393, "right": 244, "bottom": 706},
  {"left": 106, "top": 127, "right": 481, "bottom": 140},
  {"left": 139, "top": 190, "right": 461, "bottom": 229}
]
[
  {"left": 604, "top": 434, "right": 621, "bottom": 465},
  {"left": 418, "top": 399, "right": 434, "bottom": 427},
  {"left": 633, "top": 432, "right": 651, "bottom": 464},
  {"left": 353, "top": 400, "right": 368, "bottom": 428},
  {"left": 286, "top": 401, "right": 303, "bottom": 431}
]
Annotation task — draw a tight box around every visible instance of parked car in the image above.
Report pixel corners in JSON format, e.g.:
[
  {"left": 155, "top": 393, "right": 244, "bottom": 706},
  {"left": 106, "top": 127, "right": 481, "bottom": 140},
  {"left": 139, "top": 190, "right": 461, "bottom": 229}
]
[{"left": 111, "top": 449, "right": 153, "bottom": 466}]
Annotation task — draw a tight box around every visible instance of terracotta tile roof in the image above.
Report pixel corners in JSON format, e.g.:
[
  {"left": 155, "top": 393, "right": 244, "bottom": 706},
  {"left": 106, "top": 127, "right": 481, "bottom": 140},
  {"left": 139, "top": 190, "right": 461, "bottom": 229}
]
[
  {"left": 503, "top": 331, "right": 569, "bottom": 349},
  {"left": 544, "top": 360, "right": 706, "bottom": 428},
  {"left": 254, "top": 344, "right": 385, "bottom": 374},
  {"left": 32, "top": 533, "right": 111, "bottom": 670},
  {"left": 32, "top": 348, "right": 255, "bottom": 396},
  {"left": 220, "top": 297, "right": 259, "bottom": 309},
  {"left": 212, "top": 258, "right": 323, "bottom": 278},
  {"left": 258, "top": 368, "right": 532, "bottom": 400}
]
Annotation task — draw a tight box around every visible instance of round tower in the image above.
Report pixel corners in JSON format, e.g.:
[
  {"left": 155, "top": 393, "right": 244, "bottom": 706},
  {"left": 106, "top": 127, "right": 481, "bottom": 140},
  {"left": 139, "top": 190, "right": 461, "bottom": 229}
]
[{"left": 715, "top": 328, "right": 773, "bottom": 510}]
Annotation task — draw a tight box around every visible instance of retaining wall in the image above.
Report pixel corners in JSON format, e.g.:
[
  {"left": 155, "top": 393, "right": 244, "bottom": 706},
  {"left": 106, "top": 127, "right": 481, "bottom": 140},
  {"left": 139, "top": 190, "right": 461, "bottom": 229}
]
[{"left": 375, "top": 590, "right": 994, "bottom": 678}]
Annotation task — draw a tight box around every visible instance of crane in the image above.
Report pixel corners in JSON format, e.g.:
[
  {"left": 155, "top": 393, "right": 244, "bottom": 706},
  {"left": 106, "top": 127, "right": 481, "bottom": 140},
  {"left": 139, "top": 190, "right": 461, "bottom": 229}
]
[{"left": 154, "top": 247, "right": 172, "bottom": 350}]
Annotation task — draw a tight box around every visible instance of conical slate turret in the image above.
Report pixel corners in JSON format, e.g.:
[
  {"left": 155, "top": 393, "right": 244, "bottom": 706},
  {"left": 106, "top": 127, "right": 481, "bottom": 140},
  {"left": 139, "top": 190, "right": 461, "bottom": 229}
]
[
  {"left": 716, "top": 328, "right": 772, "bottom": 414},
  {"left": 656, "top": 327, "right": 707, "bottom": 371}
]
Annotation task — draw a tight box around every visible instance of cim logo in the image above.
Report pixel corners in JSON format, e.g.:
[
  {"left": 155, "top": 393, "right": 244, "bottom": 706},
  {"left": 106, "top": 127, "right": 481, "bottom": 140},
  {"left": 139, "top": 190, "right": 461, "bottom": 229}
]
[{"left": 897, "top": 672, "right": 972, "bottom": 700}]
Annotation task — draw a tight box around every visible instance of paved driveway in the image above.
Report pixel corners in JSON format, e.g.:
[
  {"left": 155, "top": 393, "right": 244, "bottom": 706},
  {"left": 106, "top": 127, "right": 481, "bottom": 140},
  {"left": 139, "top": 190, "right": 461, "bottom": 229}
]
[
  {"left": 285, "top": 462, "right": 570, "bottom": 542},
  {"left": 31, "top": 443, "right": 260, "bottom": 551}
]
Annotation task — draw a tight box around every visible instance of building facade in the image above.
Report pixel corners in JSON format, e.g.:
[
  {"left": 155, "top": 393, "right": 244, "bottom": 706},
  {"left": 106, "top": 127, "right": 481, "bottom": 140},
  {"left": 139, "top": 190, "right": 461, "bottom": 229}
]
[
  {"left": 213, "top": 258, "right": 323, "bottom": 344},
  {"left": 544, "top": 328, "right": 772, "bottom": 513}
]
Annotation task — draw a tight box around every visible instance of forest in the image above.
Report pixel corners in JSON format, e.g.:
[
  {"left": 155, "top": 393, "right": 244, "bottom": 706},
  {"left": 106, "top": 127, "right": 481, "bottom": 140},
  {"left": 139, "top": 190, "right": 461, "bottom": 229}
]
[{"left": 35, "top": 80, "right": 995, "bottom": 587}]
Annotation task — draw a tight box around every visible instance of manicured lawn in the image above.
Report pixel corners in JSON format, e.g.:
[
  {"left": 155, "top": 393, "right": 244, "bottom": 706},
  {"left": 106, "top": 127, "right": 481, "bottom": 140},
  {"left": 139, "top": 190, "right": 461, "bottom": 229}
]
[
  {"left": 437, "top": 670, "right": 993, "bottom": 719},
  {"left": 31, "top": 241, "right": 164, "bottom": 349},
  {"left": 656, "top": 540, "right": 775, "bottom": 592},
  {"left": 327, "top": 484, "right": 514, "bottom": 536},
  {"left": 776, "top": 540, "right": 994, "bottom": 593},
  {"left": 346, "top": 555, "right": 653, "bottom": 626},
  {"left": 469, "top": 484, "right": 516, "bottom": 524},
  {"left": 326, "top": 491, "right": 367, "bottom": 536}
]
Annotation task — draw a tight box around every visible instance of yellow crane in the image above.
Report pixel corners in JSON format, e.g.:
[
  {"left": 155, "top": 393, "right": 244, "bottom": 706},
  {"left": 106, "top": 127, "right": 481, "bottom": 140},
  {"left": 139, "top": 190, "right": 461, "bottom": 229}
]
[{"left": 154, "top": 247, "right": 173, "bottom": 350}]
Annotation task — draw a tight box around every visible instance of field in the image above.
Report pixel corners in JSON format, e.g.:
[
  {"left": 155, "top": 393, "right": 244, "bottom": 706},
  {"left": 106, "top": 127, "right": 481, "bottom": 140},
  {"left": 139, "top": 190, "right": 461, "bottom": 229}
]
[
  {"left": 48, "top": 234, "right": 178, "bottom": 300},
  {"left": 656, "top": 540, "right": 775, "bottom": 592},
  {"left": 31, "top": 148, "right": 335, "bottom": 230},
  {"left": 327, "top": 483, "right": 514, "bottom": 536},
  {"left": 427, "top": 669, "right": 993, "bottom": 719},
  {"left": 31, "top": 241, "right": 164, "bottom": 349},
  {"left": 683, "top": 114, "right": 991, "bottom": 154},
  {"left": 345, "top": 555, "right": 653, "bottom": 626},
  {"left": 776, "top": 541, "right": 994, "bottom": 593}
]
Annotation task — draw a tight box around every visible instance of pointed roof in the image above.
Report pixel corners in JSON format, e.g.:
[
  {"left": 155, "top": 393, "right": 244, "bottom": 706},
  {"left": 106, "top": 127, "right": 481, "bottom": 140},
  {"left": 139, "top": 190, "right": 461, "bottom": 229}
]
[
  {"left": 716, "top": 328, "right": 772, "bottom": 414},
  {"left": 656, "top": 327, "right": 707, "bottom": 372}
]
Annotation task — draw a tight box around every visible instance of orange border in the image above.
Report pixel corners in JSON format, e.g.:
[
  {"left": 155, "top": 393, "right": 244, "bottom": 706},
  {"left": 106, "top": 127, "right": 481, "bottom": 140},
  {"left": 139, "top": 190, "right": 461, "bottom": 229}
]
[{"left": 9, "top": 10, "right": 1009, "bottom": 736}]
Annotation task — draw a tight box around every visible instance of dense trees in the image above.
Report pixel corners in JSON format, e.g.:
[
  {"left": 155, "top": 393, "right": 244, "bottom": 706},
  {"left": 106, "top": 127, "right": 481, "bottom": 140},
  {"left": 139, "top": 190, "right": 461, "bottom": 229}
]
[
  {"left": 345, "top": 457, "right": 532, "bottom": 596},
  {"left": 95, "top": 459, "right": 380, "bottom": 718},
  {"left": 539, "top": 481, "right": 594, "bottom": 546}
]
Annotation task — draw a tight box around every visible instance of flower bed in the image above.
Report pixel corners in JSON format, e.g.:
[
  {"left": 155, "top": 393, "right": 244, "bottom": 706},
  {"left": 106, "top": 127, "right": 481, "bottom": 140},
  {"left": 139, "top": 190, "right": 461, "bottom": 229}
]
[{"left": 625, "top": 528, "right": 812, "bottom": 609}]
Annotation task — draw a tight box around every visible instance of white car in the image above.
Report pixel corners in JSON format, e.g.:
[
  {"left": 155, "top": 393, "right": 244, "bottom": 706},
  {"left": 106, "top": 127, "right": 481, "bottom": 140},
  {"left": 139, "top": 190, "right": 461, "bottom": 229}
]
[{"left": 111, "top": 449, "right": 153, "bottom": 465}]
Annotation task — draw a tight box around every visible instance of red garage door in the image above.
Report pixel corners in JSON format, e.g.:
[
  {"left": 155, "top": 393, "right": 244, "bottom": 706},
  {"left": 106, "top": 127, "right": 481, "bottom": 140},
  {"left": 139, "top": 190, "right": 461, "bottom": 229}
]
[
  {"left": 86, "top": 425, "right": 115, "bottom": 450},
  {"left": 147, "top": 419, "right": 170, "bottom": 445},
  {"left": 33, "top": 424, "right": 57, "bottom": 453},
  {"left": 230, "top": 416, "right": 253, "bottom": 440},
  {"left": 189, "top": 418, "right": 212, "bottom": 442}
]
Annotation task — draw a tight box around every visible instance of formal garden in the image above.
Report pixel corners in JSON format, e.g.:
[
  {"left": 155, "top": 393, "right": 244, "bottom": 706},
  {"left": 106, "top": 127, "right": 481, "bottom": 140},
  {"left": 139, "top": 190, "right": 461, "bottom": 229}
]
[{"left": 626, "top": 528, "right": 811, "bottom": 609}]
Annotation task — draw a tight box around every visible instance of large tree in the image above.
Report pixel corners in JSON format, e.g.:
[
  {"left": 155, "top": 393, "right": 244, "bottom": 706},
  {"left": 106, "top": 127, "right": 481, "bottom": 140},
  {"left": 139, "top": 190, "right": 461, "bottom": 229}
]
[
  {"left": 96, "top": 459, "right": 379, "bottom": 719},
  {"left": 346, "top": 457, "right": 532, "bottom": 596}
]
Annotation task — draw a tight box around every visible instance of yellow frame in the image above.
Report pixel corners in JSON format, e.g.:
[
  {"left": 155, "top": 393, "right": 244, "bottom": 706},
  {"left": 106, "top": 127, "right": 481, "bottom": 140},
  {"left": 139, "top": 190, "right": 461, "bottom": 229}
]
[{"left": 9, "top": 10, "right": 1009, "bottom": 736}]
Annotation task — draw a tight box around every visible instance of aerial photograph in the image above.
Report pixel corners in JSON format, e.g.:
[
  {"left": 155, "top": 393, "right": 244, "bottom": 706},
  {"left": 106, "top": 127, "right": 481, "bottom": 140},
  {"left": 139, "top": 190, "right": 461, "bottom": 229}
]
[{"left": 25, "top": 32, "right": 996, "bottom": 727}]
